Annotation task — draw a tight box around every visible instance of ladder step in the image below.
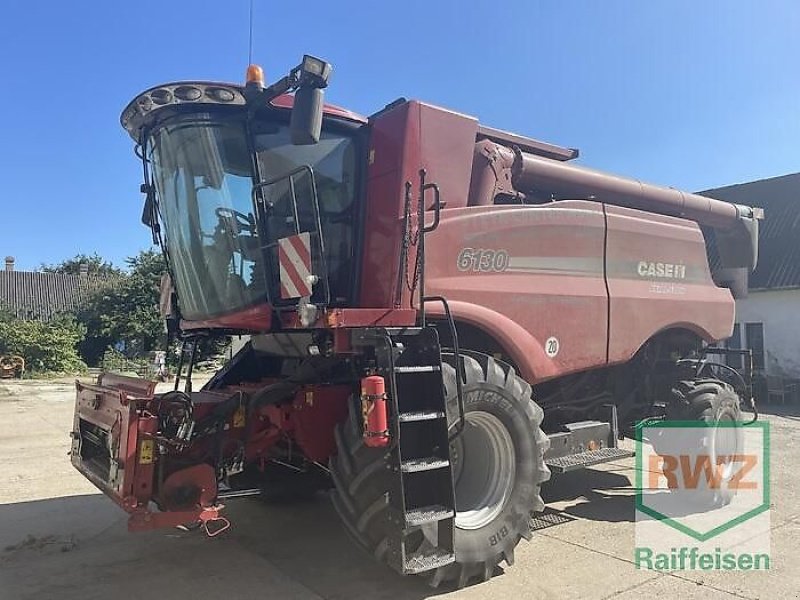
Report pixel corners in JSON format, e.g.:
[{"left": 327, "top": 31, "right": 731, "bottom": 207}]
[
  {"left": 545, "top": 447, "right": 634, "bottom": 473},
  {"left": 405, "top": 504, "right": 455, "bottom": 526},
  {"left": 398, "top": 410, "right": 446, "bottom": 423},
  {"left": 404, "top": 548, "right": 456, "bottom": 574},
  {"left": 394, "top": 365, "right": 441, "bottom": 373},
  {"left": 400, "top": 457, "right": 450, "bottom": 473}
]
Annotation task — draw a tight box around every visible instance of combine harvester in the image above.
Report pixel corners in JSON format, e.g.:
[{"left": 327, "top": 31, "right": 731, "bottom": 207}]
[{"left": 71, "top": 56, "right": 759, "bottom": 587}]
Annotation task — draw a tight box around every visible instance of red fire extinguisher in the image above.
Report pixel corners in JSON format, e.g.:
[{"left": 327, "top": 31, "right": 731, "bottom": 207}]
[{"left": 361, "top": 375, "right": 390, "bottom": 448}]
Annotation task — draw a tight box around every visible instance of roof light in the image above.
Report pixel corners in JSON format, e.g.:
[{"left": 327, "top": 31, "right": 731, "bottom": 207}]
[
  {"left": 121, "top": 83, "right": 246, "bottom": 140},
  {"left": 174, "top": 85, "right": 202, "bottom": 101},
  {"left": 246, "top": 64, "right": 265, "bottom": 89},
  {"left": 206, "top": 87, "right": 235, "bottom": 102},
  {"left": 300, "top": 55, "right": 332, "bottom": 86},
  {"left": 150, "top": 89, "right": 173, "bottom": 105},
  {"left": 302, "top": 56, "right": 325, "bottom": 76}
]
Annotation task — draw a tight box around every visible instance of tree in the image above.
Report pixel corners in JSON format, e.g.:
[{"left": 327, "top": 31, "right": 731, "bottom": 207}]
[
  {"left": 0, "top": 311, "right": 86, "bottom": 373},
  {"left": 74, "top": 249, "right": 228, "bottom": 370},
  {"left": 77, "top": 250, "right": 167, "bottom": 365},
  {"left": 41, "top": 253, "right": 121, "bottom": 277}
]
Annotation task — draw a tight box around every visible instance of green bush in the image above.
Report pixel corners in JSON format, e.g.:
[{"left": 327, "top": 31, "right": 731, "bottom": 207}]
[
  {"left": 0, "top": 312, "right": 87, "bottom": 374},
  {"left": 100, "top": 347, "right": 149, "bottom": 376},
  {"left": 77, "top": 250, "right": 167, "bottom": 366}
]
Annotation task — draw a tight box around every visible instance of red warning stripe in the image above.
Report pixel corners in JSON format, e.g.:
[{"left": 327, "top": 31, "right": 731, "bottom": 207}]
[{"left": 278, "top": 233, "right": 313, "bottom": 299}]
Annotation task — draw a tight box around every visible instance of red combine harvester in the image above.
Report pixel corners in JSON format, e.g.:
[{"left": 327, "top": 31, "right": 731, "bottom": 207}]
[{"left": 71, "top": 56, "right": 761, "bottom": 587}]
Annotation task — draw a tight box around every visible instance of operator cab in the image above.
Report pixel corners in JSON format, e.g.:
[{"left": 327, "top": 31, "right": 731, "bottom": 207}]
[{"left": 121, "top": 57, "right": 365, "bottom": 330}]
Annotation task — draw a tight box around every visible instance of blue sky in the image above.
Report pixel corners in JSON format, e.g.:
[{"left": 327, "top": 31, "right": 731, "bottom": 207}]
[{"left": 1, "top": 1, "right": 798, "bottom": 271}]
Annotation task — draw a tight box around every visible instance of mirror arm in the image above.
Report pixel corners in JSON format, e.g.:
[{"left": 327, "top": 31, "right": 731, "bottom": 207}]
[
  {"left": 258, "top": 74, "right": 295, "bottom": 102},
  {"left": 245, "top": 56, "right": 331, "bottom": 145},
  {"left": 244, "top": 60, "right": 327, "bottom": 108}
]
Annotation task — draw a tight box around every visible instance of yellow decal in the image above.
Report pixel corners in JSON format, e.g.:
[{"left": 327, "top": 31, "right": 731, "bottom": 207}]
[
  {"left": 305, "top": 391, "right": 314, "bottom": 406},
  {"left": 233, "top": 407, "right": 246, "bottom": 428},
  {"left": 138, "top": 439, "right": 154, "bottom": 465}
]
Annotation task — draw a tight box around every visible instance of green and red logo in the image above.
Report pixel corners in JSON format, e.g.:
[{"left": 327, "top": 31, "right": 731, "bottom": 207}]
[{"left": 634, "top": 421, "right": 770, "bottom": 570}]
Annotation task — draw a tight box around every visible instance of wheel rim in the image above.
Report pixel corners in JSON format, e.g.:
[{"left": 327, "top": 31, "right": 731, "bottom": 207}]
[{"left": 451, "top": 411, "right": 516, "bottom": 530}]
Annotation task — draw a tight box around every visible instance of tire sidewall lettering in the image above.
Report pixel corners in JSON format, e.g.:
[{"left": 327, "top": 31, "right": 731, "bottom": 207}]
[{"left": 450, "top": 381, "right": 541, "bottom": 558}]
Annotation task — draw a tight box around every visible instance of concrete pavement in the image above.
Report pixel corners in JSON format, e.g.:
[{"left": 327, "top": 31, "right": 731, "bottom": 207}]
[{"left": 0, "top": 380, "right": 797, "bottom": 599}]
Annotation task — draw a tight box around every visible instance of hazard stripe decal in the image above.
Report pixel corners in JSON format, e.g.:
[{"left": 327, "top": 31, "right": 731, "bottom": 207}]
[{"left": 278, "top": 233, "right": 313, "bottom": 299}]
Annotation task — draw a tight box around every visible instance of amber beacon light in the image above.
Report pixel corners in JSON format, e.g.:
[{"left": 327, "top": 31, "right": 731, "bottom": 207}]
[{"left": 245, "top": 64, "right": 265, "bottom": 89}]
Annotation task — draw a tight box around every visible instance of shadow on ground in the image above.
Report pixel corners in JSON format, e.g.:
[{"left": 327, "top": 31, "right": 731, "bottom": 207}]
[
  {"left": 543, "top": 466, "right": 636, "bottom": 523},
  {"left": 754, "top": 403, "right": 800, "bottom": 420},
  {"left": 0, "top": 494, "right": 434, "bottom": 600},
  {"left": 0, "top": 467, "right": 637, "bottom": 600}
]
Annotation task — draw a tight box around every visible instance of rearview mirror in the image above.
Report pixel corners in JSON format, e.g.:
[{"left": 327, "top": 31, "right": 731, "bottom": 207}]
[
  {"left": 141, "top": 184, "right": 156, "bottom": 227},
  {"left": 141, "top": 184, "right": 160, "bottom": 244},
  {"left": 290, "top": 86, "right": 324, "bottom": 145}
]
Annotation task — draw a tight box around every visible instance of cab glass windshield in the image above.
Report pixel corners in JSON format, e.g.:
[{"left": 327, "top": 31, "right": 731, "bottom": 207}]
[
  {"left": 149, "top": 117, "right": 264, "bottom": 320},
  {"left": 148, "top": 113, "right": 359, "bottom": 321}
]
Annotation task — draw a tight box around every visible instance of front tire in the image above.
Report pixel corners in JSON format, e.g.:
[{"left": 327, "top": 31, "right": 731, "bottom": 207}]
[{"left": 329, "top": 352, "right": 549, "bottom": 587}]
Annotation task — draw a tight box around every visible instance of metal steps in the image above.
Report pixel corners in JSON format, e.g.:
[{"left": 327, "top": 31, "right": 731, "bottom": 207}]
[
  {"left": 545, "top": 447, "right": 634, "bottom": 473},
  {"left": 405, "top": 504, "right": 455, "bottom": 526},
  {"left": 398, "top": 410, "right": 446, "bottom": 423},
  {"left": 404, "top": 549, "right": 456, "bottom": 574},
  {"left": 395, "top": 365, "right": 441, "bottom": 373},
  {"left": 371, "top": 327, "right": 456, "bottom": 576},
  {"left": 400, "top": 457, "right": 450, "bottom": 473}
]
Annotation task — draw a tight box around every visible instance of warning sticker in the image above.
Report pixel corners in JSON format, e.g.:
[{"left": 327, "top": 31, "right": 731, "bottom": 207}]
[
  {"left": 138, "top": 439, "right": 154, "bottom": 465},
  {"left": 233, "top": 407, "right": 246, "bottom": 428}
]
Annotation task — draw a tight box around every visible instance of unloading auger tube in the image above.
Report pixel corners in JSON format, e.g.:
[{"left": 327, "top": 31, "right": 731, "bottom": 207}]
[{"left": 476, "top": 141, "right": 762, "bottom": 271}]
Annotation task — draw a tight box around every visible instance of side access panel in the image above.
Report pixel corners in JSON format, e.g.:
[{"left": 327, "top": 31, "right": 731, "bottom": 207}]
[
  {"left": 604, "top": 205, "right": 734, "bottom": 363},
  {"left": 425, "top": 201, "right": 609, "bottom": 382}
]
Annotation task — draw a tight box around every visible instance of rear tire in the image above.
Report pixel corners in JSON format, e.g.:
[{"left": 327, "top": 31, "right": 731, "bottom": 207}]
[
  {"left": 329, "top": 352, "right": 549, "bottom": 588},
  {"left": 663, "top": 379, "right": 743, "bottom": 507}
]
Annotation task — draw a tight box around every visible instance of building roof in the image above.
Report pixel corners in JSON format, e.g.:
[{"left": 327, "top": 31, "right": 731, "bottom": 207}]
[
  {"left": 700, "top": 173, "right": 800, "bottom": 290},
  {"left": 0, "top": 271, "right": 101, "bottom": 320}
]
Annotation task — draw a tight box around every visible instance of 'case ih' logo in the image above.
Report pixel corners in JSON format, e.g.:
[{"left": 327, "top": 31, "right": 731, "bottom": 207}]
[{"left": 636, "top": 261, "right": 687, "bottom": 279}]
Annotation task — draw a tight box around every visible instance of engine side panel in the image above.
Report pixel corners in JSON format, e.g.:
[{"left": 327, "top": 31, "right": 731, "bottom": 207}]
[
  {"left": 425, "top": 201, "right": 609, "bottom": 382},
  {"left": 604, "top": 205, "right": 734, "bottom": 364},
  {"left": 425, "top": 201, "right": 734, "bottom": 383}
]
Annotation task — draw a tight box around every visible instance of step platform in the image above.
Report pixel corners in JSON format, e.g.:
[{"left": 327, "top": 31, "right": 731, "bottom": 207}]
[
  {"left": 544, "top": 418, "right": 634, "bottom": 474},
  {"left": 545, "top": 447, "right": 634, "bottom": 473}
]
